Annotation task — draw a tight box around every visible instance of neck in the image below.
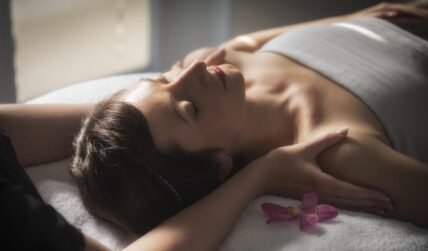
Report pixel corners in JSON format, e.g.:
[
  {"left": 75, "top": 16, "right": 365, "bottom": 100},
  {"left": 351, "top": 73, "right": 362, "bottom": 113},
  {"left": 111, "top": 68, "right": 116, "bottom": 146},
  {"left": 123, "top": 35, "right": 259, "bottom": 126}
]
[
  {"left": 224, "top": 49, "right": 323, "bottom": 164},
  {"left": 230, "top": 92, "right": 299, "bottom": 163},
  {"left": 225, "top": 50, "right": 302, "bottom": 162}
]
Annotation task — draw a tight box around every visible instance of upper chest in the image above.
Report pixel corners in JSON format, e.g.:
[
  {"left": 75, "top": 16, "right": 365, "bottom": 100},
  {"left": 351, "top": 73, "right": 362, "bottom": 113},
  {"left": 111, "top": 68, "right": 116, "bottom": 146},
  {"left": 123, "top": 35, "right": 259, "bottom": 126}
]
[{"left": 242, "top": 51, "right": 392, "bottom": 146}]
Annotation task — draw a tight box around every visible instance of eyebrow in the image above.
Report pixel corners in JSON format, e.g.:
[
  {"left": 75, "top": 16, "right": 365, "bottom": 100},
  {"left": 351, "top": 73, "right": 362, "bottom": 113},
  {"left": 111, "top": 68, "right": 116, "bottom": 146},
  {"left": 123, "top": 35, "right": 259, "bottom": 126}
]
[
  {"left": 148, "top": 77, "right": 189, "bottom": 123},
  {"left": 143, "top": 77, "right": 189, "bottom": 126}
]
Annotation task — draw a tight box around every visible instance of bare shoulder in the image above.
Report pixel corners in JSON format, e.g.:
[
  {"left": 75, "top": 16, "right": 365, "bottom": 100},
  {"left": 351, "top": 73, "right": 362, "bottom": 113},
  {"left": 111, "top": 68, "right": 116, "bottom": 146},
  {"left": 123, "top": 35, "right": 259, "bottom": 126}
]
[
  {"left": 316, "top": 129, "right": 428, "bottom": 227},
  {"left": 316, "top": 129, "right": 390, "bottom": 187}
]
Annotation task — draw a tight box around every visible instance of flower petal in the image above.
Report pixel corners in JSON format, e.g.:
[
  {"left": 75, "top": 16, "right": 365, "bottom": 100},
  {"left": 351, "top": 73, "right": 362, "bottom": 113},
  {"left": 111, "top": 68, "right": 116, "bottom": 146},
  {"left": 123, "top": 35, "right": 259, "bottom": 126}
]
[
  {"left": 261, "top": 202, "right": 298, "bottom": 223},
  {"left": 309, "top": 204, "right": 338, "bottom": 221},
  {"left": 299, "top": 213, "right": 319, "bottom": 231},
  {"left": 300, "top": 192, "right": 319, "bottom": 211}
]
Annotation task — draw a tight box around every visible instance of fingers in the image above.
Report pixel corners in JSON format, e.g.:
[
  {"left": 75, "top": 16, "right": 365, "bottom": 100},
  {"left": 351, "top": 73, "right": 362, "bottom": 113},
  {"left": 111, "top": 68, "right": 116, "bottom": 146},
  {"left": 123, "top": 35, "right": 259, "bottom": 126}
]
[
  {"left": 337, "top": 206, "right": 388, "bottom": 217},
  {"left": 388, "top": 3, "right": 428, "bottom": 18},
  {"left": 360, "top": 2, "right": 428, "bottom": 19},
  {"left": 376, "top": 2, "right": 428, "bottom": 18},
  {"left": 302, "top": 127, "right": 349, "bottom": 157},
  {"left": 314, "top": 173, "right": 394, "bottom": 211},
  {"left": 172, "top": 47, "right": 226, "bottom": 72},
  {"left": 319, "top": 194, "right": 394, "bottom": 212},
  {"left": 171, "top": 60, "right": 184, "bottom": 71},
  {"left": 317, "top": 172, "right": 391, "bottom": 202},
  {"left": 204, "top": 48, "right": 226, "bottom": 66}
]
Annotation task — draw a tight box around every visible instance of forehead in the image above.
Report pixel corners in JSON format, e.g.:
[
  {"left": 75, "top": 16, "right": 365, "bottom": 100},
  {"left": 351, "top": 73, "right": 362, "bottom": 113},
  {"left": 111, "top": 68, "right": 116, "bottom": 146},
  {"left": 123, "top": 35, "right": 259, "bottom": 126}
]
[
  {"left": 119, "top": 79, "right": 182, "bottom": 153},
  {"left": 120, "top": 78, "right": 158, "bottom": 103}
]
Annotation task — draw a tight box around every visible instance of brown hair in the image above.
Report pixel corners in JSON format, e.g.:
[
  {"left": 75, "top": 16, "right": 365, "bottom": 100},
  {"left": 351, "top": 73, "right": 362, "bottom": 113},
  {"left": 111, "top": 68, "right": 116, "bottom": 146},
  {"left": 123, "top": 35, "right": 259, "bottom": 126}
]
[{"left": 70, "top": 98, "right": 227, "bottom": 234}]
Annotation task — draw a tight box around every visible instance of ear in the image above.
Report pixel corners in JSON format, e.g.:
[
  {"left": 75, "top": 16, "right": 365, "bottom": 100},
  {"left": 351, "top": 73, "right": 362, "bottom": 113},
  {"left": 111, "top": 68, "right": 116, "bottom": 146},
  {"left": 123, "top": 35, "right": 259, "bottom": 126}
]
[{"left": 209, "top": 149, "right": 233, "bottom": 180}]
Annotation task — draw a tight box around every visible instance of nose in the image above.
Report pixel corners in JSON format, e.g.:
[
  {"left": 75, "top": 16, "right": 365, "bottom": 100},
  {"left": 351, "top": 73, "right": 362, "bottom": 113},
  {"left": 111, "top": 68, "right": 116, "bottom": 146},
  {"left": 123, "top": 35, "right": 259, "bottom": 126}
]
[
  {"left": 180, "top": 60, "right": 210, "bottom": 83},
  {"left": 165, "top": 59, "right": 211, "bottom": 91},
  {"left": 186, "top": 60, "right": 207, "bottom": 73},
  {"left": 163, "top": 59, "right": 207, "bottom": 83}
]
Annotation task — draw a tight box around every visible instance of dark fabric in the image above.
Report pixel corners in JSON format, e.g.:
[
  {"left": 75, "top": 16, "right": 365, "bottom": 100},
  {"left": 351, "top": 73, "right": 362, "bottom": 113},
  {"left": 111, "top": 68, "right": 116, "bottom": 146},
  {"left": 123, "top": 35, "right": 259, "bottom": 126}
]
[
  {"left": 0, "top": 128, "right": 85, "bottom": 251},
  {"left": 381, "top": 15, "right": 428, "bottom": 42}
]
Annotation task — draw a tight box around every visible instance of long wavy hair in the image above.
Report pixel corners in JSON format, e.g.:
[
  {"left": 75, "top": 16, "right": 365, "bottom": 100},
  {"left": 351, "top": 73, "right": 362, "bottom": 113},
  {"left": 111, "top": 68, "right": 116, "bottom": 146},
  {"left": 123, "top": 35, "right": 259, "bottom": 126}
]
[{"left": 70, "top": 97, "right": 243, "bottom": 234}]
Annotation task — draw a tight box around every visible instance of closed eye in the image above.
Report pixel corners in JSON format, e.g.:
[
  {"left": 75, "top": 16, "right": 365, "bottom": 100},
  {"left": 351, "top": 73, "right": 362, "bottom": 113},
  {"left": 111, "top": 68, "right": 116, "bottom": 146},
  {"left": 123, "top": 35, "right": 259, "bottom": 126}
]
[
  {"left": 159, "top": 75, "right": 169, "bottom": 84},
  {"left": 159, "top": 75, "right": 199, "bottom": 120},
  {"left": 180, "top": 100, "right": 199, "bottom": 120},
  {"left": 174, "top": 99, "right": 199, "bottom": 124},
  {"left": 184, "top": 101, "right": 198, "bottom": 119},
  {"left": 192, "top": 103, "right": 198, "bottom": 118}
]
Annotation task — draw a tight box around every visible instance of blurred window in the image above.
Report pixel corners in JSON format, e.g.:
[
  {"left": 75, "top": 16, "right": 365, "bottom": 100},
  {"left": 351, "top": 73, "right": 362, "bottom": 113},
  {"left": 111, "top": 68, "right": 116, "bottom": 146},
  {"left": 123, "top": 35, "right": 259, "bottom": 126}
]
[{"left": 12, "top": 0, "right": 151, "bottom": 102}]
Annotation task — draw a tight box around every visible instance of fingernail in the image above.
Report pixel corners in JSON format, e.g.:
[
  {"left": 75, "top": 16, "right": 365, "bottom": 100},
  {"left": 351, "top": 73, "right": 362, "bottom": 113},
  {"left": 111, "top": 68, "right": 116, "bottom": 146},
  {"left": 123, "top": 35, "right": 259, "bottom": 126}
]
[
  {"left": 380, "top": 196, "right": 391, "bottom": 202},
  {"left": 192, "top": 59, "right": 201, "bottom": 64},
  {"left": 335, "top": 127, "right": 349, "bottom": 136},
  {"left": 217, "top": 47, "right": 225, "bottom": 53},
  {"left": 387, "top": 11, "right": 397, "bottom": 17}
]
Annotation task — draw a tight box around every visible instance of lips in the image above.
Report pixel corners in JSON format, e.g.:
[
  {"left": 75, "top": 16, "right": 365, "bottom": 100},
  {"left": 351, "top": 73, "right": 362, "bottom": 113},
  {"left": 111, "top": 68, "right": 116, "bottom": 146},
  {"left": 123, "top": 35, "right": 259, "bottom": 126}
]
[{"left": 212, "top": 66, "right": 226, "bottom": 90}]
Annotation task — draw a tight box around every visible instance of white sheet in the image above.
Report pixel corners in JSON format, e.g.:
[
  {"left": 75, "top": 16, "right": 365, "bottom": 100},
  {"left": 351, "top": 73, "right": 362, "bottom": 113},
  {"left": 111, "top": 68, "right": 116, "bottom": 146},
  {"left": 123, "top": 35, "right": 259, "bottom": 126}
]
[{"left": 25, "top": 74, "right": 428, "bottom": 250}]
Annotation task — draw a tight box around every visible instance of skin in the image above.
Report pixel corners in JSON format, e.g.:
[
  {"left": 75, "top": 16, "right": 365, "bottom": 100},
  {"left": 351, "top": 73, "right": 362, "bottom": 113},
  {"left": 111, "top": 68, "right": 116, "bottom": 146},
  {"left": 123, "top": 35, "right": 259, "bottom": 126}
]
[
  {"left": 119, "top": 49, "right": 398, "bottom": 207},
  {"left": 0, "top": 2, "right": 427, "bottom": 251},
  {"left": 119, "top": 5, "right": 428, "bottom": 227},
  {"left": 119, "top": 60, "right": 304, "bottom": 174},
  {"left": 121, "top": 62, "right": 247, "bottom": 156}
]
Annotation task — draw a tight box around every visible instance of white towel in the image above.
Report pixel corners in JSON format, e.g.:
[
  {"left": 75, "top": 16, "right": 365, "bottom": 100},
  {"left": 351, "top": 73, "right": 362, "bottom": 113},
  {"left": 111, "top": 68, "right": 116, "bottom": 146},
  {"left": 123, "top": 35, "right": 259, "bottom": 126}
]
[{"left": 25, "top": 74, "right": 428, "bottom": 250}]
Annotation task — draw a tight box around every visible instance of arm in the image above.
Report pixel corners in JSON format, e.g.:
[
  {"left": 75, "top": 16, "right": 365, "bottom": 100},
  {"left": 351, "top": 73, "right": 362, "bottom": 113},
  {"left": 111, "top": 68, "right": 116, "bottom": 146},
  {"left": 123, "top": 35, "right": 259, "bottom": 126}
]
[
  {"left": 318, "top": 131, "right": 428, "bottom": 227},
  {"left": 121, "top": 129, "right": 390, "bottom": 251},
  {"left": 81, "top": 154, "right": 263, "bottom": 251},
  {"left": 123, "top": 155, "right": 264, "bottom": 251},
  {"left": 220, "top": 2, "right": 428, "bottom": 52},
  {"left": 219, "top": 15, "right": 349, "bottom": 52},
  {"left": 82, "top": 129, "right": 389, "bottom": 250},
  {"left": 0, "top": 104, "right": 93, "bottom": 167},
  {"left": 179, "top": 14, "right": 351, "bottom": 64},
  {"left": 179, "top": 3, "right": 428, "bottom": 67}
]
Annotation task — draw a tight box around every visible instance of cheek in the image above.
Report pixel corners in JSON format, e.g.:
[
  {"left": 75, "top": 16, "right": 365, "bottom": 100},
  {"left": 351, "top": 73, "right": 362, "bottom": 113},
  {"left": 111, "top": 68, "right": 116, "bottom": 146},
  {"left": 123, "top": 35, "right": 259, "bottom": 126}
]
[
  {"left": 199, "top": 91, "right": 245, "bottom": 143},
  {"left": 204, "top": 105, "right": 238, "bottom": 139}
]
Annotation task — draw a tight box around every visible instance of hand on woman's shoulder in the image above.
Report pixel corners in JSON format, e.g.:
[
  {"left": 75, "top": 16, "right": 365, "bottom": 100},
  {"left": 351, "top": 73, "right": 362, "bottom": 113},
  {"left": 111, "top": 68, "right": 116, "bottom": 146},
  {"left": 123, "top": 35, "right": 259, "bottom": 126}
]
[
  {"left": 316, "top": 126, "right": 428, "bottom": 227},
  {"left": 297, "top": 125, "right": 384, "bottom": 188}
]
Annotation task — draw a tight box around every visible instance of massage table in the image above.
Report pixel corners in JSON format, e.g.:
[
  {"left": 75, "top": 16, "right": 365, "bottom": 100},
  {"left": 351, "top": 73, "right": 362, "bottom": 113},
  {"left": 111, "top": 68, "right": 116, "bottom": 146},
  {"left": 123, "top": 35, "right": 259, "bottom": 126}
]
[{"left": 25, "top": 74, "right": 428, "bottom": 250}]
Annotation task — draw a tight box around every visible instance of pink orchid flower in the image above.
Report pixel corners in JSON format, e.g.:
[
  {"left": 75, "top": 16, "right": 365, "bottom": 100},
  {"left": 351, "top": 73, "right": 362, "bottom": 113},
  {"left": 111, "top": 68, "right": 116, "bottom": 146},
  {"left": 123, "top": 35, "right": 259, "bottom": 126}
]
[{"left": 261, "top": 192, "right": 338, "bottom": 231}]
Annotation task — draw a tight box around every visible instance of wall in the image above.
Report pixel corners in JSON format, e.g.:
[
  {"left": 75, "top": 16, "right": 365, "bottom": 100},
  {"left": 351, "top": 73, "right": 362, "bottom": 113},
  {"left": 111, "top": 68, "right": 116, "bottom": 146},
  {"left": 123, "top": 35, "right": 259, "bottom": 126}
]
[
  {"left": 230, "top": 0, "right": 381, "bottom": 35},
  {"left": 152, "top": 0, "right": 231, "bottom": 71},
  {"left": 1, "top": 0, "right": 384, "bottom": 102},
  {"left": 154, "top": 0, "right": 381, "bottom": 71},
  {"left": 11, "top": 0, "right": 151, "bottom": 102},
  {"left": 0, "top": 0, "right": 16, "bottom": 103}
]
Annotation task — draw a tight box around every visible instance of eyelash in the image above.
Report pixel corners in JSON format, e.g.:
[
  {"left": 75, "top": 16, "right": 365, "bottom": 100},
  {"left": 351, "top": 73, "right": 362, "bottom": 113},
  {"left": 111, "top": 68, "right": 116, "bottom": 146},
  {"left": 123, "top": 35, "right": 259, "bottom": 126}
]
[
  {"left": 192, "top": 103, "right": 198, "bottom": 118},
  {"left": 160, "top": 76, "right": 169, "bottom": 84},
  {"left": 160, "top": 75, "right": 198, "bottom": 118}
]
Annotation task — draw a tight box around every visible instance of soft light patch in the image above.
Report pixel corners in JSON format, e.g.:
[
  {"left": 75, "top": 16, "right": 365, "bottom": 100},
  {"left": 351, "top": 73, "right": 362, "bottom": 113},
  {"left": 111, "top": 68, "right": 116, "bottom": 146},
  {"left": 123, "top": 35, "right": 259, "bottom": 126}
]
[
  {"left": 123, "top": 82, "right": 152, "bottom": 104},
  {"left": 334, "top": 22, "right": 386, "bottom": 43}
]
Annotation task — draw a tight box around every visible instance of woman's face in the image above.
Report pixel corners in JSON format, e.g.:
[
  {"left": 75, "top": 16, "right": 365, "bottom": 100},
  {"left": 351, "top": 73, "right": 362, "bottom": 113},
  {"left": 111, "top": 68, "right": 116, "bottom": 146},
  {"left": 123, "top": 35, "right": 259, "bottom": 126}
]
[{"left": 121, "top": 60, "right": 246, "bottom": 155}]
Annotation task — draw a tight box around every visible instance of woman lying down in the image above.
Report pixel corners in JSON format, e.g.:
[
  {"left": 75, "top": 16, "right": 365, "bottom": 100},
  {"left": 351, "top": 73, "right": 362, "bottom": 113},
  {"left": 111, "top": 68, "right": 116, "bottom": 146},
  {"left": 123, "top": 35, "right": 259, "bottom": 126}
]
[{"left": 1, "top": 2, "right": 428, "bottom": 251}]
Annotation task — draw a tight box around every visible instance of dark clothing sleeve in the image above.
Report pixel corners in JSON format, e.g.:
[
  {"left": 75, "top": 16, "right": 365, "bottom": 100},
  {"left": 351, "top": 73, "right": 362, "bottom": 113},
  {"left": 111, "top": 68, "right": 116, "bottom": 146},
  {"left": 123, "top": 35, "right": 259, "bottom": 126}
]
[{"left": 0, "top": 129, "right": 85, "bottom": 251}]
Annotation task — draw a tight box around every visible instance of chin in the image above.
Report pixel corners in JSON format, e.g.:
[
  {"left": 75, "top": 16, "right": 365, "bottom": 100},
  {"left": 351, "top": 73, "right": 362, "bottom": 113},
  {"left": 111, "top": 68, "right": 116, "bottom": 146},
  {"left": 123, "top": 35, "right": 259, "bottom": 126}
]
[
  {"left": 233, "top": 71, "right": 246, "bottom": 91},
  {"left": 225, "top": 64, "right": 245, "bottom": 84}
]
